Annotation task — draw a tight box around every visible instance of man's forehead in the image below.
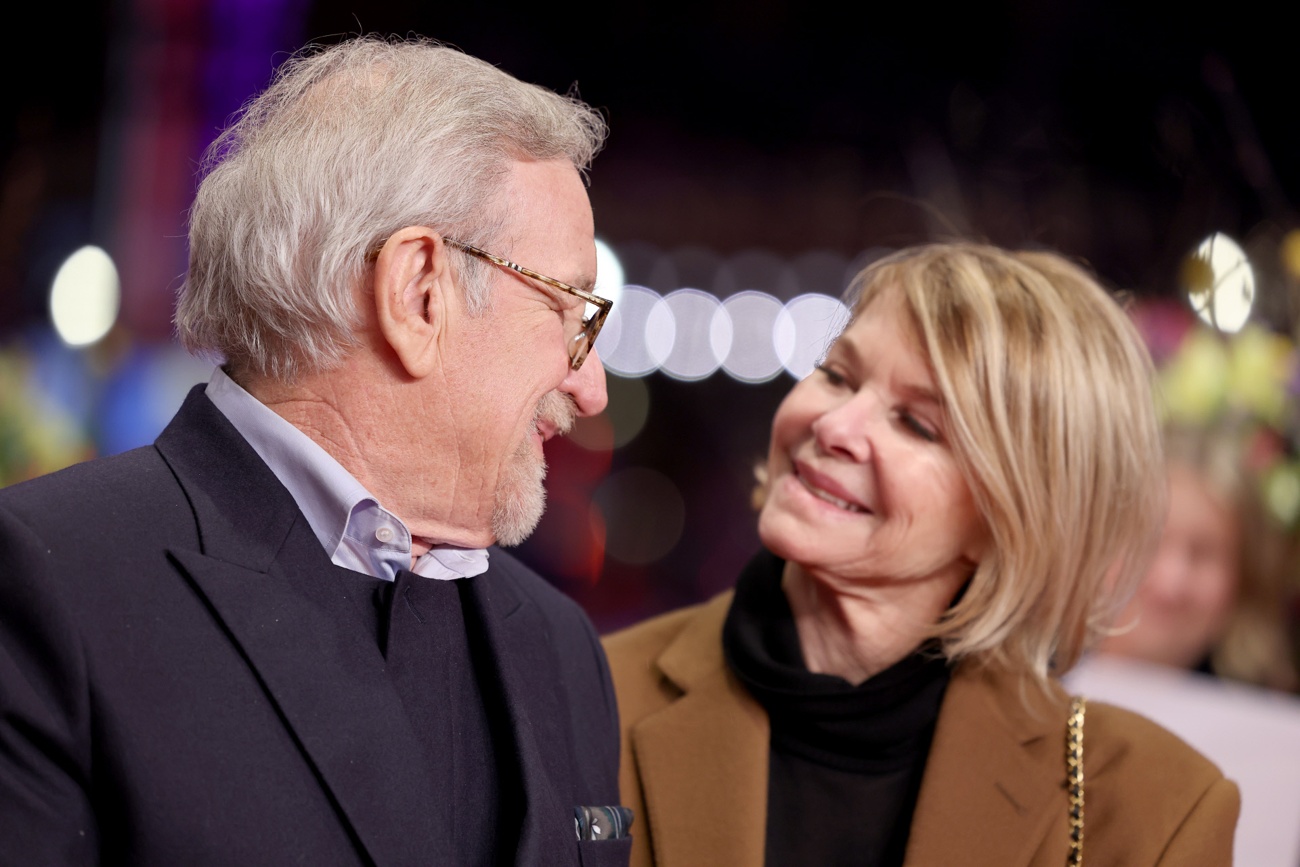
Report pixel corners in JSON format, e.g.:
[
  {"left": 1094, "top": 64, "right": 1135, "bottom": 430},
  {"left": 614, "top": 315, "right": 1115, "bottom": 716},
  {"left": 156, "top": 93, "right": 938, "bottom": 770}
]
[
  {"left": 502, "top": 158, "right": 591, "bottom": 212},
  {"left": 500, "top": 159, "right": 596, "bottom": 266}
]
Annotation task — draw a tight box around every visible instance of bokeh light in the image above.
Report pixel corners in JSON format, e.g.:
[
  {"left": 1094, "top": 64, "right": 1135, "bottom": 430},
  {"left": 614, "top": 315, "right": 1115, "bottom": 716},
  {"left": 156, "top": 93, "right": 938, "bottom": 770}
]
[
  {"left": 1280, "top": 229, "right": 1300, "bottom": 281},
  {"left": 651, "top": 289, "right": 727, "bottom": 381},
  {"left": 598, "top": 284, "right": 661, "bottom": 376},
  {"left": 775, "top": 293, "right": 850, "bottom": 379},
  {"left": 49, "top": 246, "right": 120, "bottom": 347},
  {"left": 569, "top": 373, "right": 652, "bottom": 451},
  {"left": 594, "top": 237, "right": 625, "bottom": 308},
  {"left": 566, "top": 407, "right": 616, "bottom": 453},
  {"left": 1264, "top": 465, "right": 1300, "bottom": 528},
  {"left": 603, "top": 373, "right": 651, "bottom": 448},
  {"left": 594, "top": 467, "right": 685, "bottom": 565},
  {"left": 1184, "top": 233, "right": 1255, "bottom": 334},
  {"left": 593, "top": 245, "right": 856, "bottom": 384},
  {"left": 719, "top": 291, "right": 786, "bottom": 383}
]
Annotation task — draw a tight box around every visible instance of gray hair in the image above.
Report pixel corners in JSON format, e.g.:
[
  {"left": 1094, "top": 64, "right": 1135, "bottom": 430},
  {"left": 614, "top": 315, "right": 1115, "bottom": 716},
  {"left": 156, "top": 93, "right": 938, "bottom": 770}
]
[{"left": 176, "top": 36, "right": 607, "bottom": 381}]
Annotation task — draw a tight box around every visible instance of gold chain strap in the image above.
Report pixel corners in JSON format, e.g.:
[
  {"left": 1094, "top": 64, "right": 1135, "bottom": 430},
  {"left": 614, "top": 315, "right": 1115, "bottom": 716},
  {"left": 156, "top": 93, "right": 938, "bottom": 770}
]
[{"left": 1066, "top": 696, "right": 1087, "bottom": 866}]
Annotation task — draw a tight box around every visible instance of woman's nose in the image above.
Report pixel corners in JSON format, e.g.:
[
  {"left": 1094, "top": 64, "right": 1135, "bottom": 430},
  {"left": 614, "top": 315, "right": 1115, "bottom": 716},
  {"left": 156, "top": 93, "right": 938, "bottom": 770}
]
[{"left": 811, "top": 389, "right": 879, "bottom": 461}]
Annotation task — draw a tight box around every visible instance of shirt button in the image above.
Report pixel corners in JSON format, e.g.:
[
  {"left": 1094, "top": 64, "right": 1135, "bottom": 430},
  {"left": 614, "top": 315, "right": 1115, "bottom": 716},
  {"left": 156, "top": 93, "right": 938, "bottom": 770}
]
[{"left": 375, "top": 526, "right": 395, "bottom": 544}]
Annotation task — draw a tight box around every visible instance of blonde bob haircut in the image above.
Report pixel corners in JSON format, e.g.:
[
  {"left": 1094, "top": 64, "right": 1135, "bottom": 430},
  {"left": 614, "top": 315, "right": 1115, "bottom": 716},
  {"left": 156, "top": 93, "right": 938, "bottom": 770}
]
[{"left": 843, "top": 243, "right": 1165, "bottom": 681}]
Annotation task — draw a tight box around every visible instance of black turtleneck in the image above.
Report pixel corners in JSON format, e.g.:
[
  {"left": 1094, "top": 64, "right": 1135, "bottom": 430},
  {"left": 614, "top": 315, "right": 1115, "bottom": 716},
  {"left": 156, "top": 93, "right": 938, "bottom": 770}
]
[{"left": 723, "top": 549, "right": 951, "bottom": 867}]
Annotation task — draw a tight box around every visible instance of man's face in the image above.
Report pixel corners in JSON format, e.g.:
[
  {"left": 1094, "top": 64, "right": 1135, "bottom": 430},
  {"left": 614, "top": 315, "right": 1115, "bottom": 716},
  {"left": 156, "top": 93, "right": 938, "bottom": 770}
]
[{"left": 438, "top": 158, "right": 608, "bottom": 547}]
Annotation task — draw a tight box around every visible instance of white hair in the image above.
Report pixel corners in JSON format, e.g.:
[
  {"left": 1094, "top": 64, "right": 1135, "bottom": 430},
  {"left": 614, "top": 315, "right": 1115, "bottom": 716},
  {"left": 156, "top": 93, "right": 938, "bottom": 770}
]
[{"left": 176, "top": 36, "right": 607, "bottom": 381}]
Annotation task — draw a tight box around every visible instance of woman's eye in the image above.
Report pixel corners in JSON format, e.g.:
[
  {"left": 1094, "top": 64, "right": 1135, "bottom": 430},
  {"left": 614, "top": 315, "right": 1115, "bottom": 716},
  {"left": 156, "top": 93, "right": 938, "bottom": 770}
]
[
  {"left": 815, "top": 365, "right": 847, "bottom": 386},
  {"left": 900, "top": 412, "right": 939, "bottom": 443}
]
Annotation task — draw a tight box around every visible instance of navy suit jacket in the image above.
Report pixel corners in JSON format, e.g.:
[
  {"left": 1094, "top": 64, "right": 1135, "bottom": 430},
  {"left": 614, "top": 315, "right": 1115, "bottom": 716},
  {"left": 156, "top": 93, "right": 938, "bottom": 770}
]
[{"left": 0, "top": 387, "right": 628, "bottom": 867}]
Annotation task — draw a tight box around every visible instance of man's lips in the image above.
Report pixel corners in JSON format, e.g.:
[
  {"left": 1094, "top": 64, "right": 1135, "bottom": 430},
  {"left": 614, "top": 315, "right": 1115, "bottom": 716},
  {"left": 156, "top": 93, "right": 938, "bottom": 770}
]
[
  {"left": 532, "top": 392, "right": 578, "bottom": 445},
  {"left": 793, "top": 461, "right": 870, "bottom": 513}
]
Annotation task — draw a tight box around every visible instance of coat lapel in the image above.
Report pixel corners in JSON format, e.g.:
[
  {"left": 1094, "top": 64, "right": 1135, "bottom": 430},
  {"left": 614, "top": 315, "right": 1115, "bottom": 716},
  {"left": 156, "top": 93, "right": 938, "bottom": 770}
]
[
  {"left": 618, "top": 584, "right": 1073, "bottom": 867},
  {"left": 631, "top": 594, "right": 769, "bottom": 867},
  {"left": 462, "top": 563, "right": 579, "bottom": 867},
  {"left": 156, "top": 387, "right": 445, "bottom": 867},
  {"left": 904, "top": 663, "right": 1068, "bottom": 867}
]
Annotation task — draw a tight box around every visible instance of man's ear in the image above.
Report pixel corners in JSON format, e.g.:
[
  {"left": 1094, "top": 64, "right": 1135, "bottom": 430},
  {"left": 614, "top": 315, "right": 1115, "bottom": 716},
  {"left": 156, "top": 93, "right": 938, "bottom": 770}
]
[{"left": 371, "top": 226, "right": 454, "bottom": 379}]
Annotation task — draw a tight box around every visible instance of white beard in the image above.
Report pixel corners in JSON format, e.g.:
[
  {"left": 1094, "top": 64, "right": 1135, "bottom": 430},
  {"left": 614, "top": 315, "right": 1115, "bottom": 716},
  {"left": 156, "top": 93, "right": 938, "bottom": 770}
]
[{"left": 490, "top": 390, "right": 577, "bottom": 547}]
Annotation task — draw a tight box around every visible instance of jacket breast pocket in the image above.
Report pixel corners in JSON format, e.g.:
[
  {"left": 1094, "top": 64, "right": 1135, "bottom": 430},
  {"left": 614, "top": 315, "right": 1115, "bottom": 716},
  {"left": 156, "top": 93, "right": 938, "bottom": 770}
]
[{"left": 577, "top": 836, "right": 632, "bottom": 867}]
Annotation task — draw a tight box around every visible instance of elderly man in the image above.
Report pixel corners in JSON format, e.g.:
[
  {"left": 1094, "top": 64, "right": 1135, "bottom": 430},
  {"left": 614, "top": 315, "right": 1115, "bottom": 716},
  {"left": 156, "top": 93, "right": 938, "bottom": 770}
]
[{"left": 0, "top": 38, "right": 629, "bottom": 867}]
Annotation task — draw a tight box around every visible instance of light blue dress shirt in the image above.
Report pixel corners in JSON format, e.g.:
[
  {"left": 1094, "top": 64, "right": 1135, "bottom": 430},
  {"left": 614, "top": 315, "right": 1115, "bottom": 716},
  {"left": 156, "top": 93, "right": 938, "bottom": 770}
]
[{"left": 205, "top": 368, "right": 489, "bottom": 582}]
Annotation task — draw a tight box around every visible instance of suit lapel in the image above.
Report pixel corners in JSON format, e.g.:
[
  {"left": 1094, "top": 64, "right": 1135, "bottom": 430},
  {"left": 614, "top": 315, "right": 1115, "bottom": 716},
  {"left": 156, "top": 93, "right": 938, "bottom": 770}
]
[
  {"left": 462, "top": 562, "right": 578, "bottom": 867},
  {"left": 632, "top": 595, "right": 769, "bottom": 867},
  {"left": 904, "top": 663, "right": 1067, "bottom": 867},
  {"left": 156, "top": 387, "right": 445, "bottom": 867}
]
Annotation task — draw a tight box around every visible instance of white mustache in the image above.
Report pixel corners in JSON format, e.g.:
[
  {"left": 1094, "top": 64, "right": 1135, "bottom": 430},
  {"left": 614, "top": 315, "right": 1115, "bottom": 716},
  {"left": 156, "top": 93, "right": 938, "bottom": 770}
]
[{"left": 534, "top": 390, "right": 577, "bottom": 437}]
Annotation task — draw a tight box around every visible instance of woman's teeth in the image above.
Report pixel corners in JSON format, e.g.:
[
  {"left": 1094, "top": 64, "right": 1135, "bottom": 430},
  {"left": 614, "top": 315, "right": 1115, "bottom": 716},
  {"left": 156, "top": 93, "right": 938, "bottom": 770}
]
[{"left": 801, "top": 477, "right": 864, "bottom": 512}]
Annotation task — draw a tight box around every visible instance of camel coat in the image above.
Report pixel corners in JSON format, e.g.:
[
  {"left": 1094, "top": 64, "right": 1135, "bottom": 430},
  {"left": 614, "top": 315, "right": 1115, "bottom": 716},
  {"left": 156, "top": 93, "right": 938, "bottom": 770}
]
[{"left": 604, "top": 591, "right": 1239, "bottom": 867}]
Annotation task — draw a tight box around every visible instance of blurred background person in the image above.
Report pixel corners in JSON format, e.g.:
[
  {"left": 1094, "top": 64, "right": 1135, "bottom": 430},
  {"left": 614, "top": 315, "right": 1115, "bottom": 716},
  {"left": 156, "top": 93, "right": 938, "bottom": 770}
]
[
  {"left": 1066, "top": 310, "right": 1300, "bottom": 866},
  {"left": 1100, "top": 419, "right": 1299, "bottom": 692},
  {"left": 605, "top": 242, "right": 1238, "bottom": 867}
]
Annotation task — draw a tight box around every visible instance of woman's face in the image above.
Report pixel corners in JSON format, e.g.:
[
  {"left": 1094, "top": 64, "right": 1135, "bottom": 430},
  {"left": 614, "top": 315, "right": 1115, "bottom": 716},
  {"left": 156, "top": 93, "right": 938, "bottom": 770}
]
[
  {"left": 1102, "top": 463, "right": 1241, "bottom": 669},
  {"left": 758, "top": 290, "right": 987, "bottom": 597}
]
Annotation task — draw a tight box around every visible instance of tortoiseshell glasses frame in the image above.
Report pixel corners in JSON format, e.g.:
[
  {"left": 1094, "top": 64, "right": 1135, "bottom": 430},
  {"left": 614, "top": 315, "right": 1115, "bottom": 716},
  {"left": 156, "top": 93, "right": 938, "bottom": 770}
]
[
  {"left": 366, "top": 236, "right": 612, "bottom": 371},
  {"left": 444, "top": 238, "right": 611, "bottom": 371}
]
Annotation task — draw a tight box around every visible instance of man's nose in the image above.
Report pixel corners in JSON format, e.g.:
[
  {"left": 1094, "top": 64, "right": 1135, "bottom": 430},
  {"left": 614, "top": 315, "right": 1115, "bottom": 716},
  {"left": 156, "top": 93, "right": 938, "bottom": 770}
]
[{"left": 562, "top": 347, "right": 608, "bottom": 417}]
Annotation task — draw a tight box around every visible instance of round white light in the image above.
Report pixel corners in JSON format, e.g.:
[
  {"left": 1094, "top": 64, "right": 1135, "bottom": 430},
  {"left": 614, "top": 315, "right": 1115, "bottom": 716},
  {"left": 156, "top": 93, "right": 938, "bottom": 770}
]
[
  {"left": 719, "top": 291, "right": 786, "bottom": 383},
  {"left": 49, "top": 246, "right": 120, "bottom": 347},
  {"left": 598, "top": 285, "right": 662, "bottom": 377},
  {"left": 652, "top": 289, "right": 727, "bottom": 382},
  {"left": 644, "top": 294, "right": 677, "bottom": 368},
  {"left": 1186, "top": 232, "right": 1254, "bottom": 334},
  {"left": 775, "top": 293, "right": 850, "bottom": 379}
]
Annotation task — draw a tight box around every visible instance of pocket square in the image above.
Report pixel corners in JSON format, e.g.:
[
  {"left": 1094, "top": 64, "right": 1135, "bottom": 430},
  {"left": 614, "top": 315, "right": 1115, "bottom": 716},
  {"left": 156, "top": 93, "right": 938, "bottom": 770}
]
[{"left": 574, "top": 805, "right": 633, "bottom": 841}]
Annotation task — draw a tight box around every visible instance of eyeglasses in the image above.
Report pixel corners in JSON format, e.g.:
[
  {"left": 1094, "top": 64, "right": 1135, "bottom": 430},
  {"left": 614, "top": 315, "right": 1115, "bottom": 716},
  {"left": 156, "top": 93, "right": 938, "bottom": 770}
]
[{"left": 443, "top": 238, "right": 611, "bottom": 371}]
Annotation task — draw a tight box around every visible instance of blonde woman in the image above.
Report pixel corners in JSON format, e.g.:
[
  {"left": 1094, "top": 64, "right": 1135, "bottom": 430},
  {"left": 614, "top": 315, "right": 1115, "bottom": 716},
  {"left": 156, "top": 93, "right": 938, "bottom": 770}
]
[{"left": 605, "top": 243, "right": 1239, "bottom": 867}]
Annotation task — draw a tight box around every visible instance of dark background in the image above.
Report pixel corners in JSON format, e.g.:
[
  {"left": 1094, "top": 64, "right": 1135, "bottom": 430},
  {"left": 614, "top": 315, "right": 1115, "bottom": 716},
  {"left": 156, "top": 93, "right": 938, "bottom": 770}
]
[{"left": 3, "top": 0, "right": 1297, "bottom": 630}]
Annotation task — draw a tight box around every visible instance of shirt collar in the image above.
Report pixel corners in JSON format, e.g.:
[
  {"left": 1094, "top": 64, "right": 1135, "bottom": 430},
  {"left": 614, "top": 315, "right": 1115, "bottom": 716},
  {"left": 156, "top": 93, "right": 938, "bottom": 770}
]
[{"left": 204, "top": 367, "right": 489, "bottom": 582}]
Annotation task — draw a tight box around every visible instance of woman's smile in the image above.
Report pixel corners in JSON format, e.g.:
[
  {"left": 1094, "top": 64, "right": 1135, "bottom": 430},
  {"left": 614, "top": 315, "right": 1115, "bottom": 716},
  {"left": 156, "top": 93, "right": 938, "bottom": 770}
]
[
  {"left": 758, "top": 289, "right": 985, "bottom": 590},
  {"left": 793, "top": 461, "right": 869, "bottom": 514}
]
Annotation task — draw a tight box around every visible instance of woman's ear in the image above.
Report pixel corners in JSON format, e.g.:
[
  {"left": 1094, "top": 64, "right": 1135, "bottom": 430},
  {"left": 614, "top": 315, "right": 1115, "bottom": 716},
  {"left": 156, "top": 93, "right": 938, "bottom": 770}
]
[{"left": 370, "top": 227, "right": 454, "bottom": 379}]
